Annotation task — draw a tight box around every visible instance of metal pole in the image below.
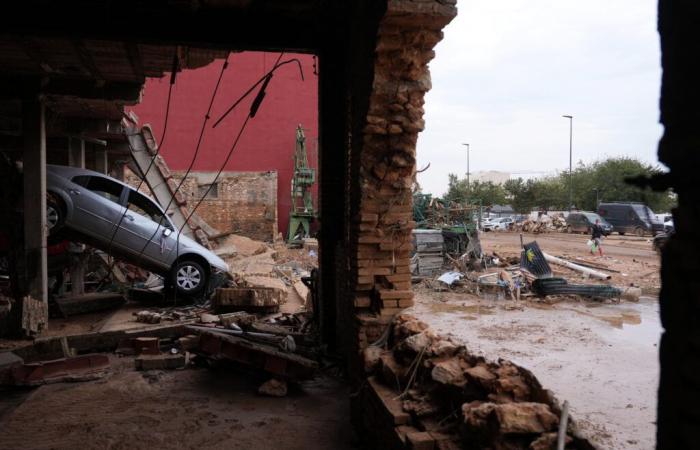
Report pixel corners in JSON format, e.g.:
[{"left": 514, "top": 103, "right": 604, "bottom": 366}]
[
  {"left": 462, "top": 143, "right": 470, "bottom": 202},
  {"left": 562, "top": 115, "right": 573, "bottom": 211}
]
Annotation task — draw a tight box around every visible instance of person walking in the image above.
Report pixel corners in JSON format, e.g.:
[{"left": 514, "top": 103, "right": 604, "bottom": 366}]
[{"left": 590, "top": 219, "right": 604, "bottom": 256}]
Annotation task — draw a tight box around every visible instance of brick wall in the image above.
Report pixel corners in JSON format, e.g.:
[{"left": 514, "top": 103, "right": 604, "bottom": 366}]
[
  {"left": 171, "top": 171, "right": 278, "bottom": 242},
  {"left": 344, "top": 0, "right": 456, "bottom": 360},
  {"left": 125, "top": 169, "right": 278, "bottom": 242}
]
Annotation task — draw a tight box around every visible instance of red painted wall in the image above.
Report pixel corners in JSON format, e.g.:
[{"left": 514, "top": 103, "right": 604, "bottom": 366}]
[{"left": 128, "top": 52, "right": 319, "bottom": 238}]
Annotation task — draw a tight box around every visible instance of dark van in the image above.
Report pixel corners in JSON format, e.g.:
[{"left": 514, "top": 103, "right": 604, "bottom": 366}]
[{"left": 597, "top": 202, "right": 664, "bottom": 236}]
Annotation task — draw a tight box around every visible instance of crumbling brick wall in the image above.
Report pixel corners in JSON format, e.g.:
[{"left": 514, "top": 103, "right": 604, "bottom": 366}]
[
  {"left": 170, "top": 171, "right": 278, "bottom": 242},
  {"left": 124, "top": 169, "right": 278, "bottom": 242},
  {"left": 345, "top": 0, "right": 456, "bottom": 360}
]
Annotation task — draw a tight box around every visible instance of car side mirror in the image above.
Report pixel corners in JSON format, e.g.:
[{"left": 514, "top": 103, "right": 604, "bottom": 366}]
[{"left": 163, "top": 228, "right": 172, "bottom": 237}]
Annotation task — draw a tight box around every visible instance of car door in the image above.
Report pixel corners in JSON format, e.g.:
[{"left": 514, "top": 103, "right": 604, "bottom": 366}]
[
  {"left": 113, "top": 188, "right": 176, "bottom": 271},
  {"left": 69, "top": 175, "right": 127, "bottom": 239}
]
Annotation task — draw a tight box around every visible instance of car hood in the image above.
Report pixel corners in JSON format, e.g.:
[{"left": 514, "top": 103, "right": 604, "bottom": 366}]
[{"left": 176, "top": 233, "right": 229, "bottom": 273}]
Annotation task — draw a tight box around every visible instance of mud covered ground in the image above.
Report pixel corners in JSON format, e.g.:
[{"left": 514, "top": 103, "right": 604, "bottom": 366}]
[
  {"left": 411, "top": 232, "right": 661, "bottom": 449},
  {"left": 0, "top": 357, "right": 354, "bottom": 450}
]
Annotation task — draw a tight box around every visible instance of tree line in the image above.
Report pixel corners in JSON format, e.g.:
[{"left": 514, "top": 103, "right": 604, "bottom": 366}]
[{"left": 443, "top": 157, "right": 676, "bottom": 213}]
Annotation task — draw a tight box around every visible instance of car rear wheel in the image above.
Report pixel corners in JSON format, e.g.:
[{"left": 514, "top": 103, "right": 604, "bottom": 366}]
[
  {"left": 634, "top": 227, "right": 645, "bottom": 237},
  {"left": 172, "top": 260, "right": 207, "bottom": 297}
]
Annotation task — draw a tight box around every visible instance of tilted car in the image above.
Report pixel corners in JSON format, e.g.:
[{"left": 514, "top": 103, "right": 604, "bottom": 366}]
[{"left": 45, "top": 165, "right": 229, "bottom": 296}]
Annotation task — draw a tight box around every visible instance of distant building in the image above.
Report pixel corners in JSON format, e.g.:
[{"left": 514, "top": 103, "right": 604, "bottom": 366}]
[{"left": 471, "top": 170, "right": 510, "bottom": 185}]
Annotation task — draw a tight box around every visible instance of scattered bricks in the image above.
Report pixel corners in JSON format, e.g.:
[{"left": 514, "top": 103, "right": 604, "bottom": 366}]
[
  {"left": 135, "top": 353, "right": 186, "bottom": 371},
  {"left": 258, "top": 378, "right": 288, "bottom": 397},
  {"left": 367, "top": 376, "right": 410, "bottom": 425},
  {"left": 494, "top": 402, "right": 559, "bottom": 435},
  {"left": 431, "top": 358, "right": 467, "bottom": 386},
  {"left": 133, "top": 337, "right": 160, "bottom": 355},
  {"left": 359, "top": 213, "right": 379, "bottom": 223},
  {"left": 178, "top": 335, "right": 200, "bottom": 352},
  {"left": 392, "top": 282, "right": 412, "bottom": 291},
  {"left": 213, "top": 287, "right": 281, "bottom": 313},
  {"left": 357, "top": 276, "right": 374, "bottom": 284},
  {"left": 464, "top": 364, "right": 497, "bottom": 389},
  {"left": 363, "top": 346, "right": 384, "bottom": 373},
  {"left": 380, "top": 351, "right": 408, "bottom": 389},
  {"left": 406, "top": 431, "right": 435, "bottom": 450}
]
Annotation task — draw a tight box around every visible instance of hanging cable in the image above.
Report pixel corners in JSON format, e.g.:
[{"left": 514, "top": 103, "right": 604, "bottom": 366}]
[
  {"left": 131, "top": 54, "right": 230, "bottom": 272},
  {"left": 212, "top": 58, "right": 303, "bottom": 128},
  {"left": 96, "top": 50, "right": 179, "bottom": 289}
]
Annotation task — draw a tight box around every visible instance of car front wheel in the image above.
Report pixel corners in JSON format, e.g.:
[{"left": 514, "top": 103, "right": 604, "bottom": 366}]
[{"left": 172, "top": 260, "right": 207, "bottom": 297}]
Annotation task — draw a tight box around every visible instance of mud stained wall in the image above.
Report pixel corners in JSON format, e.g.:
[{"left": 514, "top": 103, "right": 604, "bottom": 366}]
[{"left": 171, "top": 171, "right": 278, "bottom": 242}]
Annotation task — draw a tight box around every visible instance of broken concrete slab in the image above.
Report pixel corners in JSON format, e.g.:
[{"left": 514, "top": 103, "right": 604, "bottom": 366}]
[{"left": 10, "top": 354, "right": 109, "bottom": 385}]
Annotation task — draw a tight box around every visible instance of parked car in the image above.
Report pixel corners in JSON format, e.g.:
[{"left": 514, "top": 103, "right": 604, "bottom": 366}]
[
  {"left": 45, "top": 165, "right": 229, "bottom": 296},
  {"left": 482, "top": 217, "right": 513, "bottom": 232},
  {"left": 565, "top": 212, "right": 613, "bottom": 236},
  {"left": 597, "top": 202, "right": 664, "bottom": 236}
]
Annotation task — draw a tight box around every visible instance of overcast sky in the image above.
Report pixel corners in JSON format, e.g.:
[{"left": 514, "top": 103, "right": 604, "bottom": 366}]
[{"left": 416, "top": 0, "right": 663, "bottom": 196}]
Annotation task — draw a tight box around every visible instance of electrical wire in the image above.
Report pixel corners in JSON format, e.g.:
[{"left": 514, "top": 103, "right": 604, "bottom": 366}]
[
  {"left": 96, "top": 50, "right": 179, "bottom": 289},
  {"left": 130, "top": 54, "right": 230, "bottom": 286}
]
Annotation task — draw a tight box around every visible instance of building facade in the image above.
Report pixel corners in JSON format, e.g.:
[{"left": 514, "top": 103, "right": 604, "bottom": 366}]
[{"left": 128, "top": 52, "right": 318, "bottom": 240}]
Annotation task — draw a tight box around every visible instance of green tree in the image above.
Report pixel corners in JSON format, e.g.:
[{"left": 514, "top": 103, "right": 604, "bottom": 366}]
[{"left": 444, "top": 174, "right": 507, "bottom": 206}]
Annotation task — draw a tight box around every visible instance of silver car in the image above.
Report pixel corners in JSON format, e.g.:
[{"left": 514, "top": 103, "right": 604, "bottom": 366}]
[{"left": 45, "top": 165, "right": 229, "bottom": 296}]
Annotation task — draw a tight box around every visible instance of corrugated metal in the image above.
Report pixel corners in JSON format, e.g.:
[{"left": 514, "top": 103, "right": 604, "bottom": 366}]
[{"left": 520, "top": 241, "right": 552, "bottom": 278}]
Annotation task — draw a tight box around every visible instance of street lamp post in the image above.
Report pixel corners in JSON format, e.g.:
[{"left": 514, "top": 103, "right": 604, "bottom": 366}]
[
  {"left": 562, "top": 115, "right": 573, "bottom": 211},
  {"left": 461, "top": 143, "right": 470, "bottom": 201}
]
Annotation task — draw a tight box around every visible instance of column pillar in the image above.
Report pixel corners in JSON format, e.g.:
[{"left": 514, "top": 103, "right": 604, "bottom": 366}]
[{"left": 21, "top": 97, "right": 48, "bottom": 335}]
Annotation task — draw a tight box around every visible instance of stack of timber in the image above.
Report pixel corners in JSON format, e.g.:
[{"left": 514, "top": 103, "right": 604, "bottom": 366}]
[{"left": 412, "top": 229, "right": 444, "bottom": 276}]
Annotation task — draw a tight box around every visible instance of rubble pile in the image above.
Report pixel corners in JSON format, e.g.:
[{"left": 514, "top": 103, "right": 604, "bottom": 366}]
[
  {"left": 516, "top": 215, "right": 567, "bottom": 234},
  {"left": 356, "top": 314, "right": 593, "bottom": 449}
]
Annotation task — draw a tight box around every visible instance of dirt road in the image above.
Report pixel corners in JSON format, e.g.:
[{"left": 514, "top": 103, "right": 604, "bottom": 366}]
[{"left": 481, "top": 231, "right": 661, "bottom": 294}]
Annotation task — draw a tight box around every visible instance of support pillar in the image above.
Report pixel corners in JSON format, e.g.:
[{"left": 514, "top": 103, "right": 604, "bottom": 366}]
[
  {"left": 20, "top": 97, "right": 48, "bottom": 335},
  {"left": 94, "top": 147, "right": 108, "bottom": 174},
  {"left": 68, "top": 137, "right": 85, "bottom": 168}
]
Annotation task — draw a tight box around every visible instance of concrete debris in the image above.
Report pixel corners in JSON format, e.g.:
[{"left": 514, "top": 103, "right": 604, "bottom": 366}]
[
  {"left": 135, "top": 310, "right": 162, "bottom": 324},
  {"left": 8, "top": 354, "right": 110, "bottom": 385},
  {"left": 258, "top": 378, "right": 288, "bottom": 397}
]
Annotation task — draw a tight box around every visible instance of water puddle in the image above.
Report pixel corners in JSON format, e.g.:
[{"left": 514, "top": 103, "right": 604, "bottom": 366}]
[
  {"left": 562, "top": 307, "right": 641, "bottom": 329},
  {"left": 427, "top": 302, "right": 496, "bottom": 315}
]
